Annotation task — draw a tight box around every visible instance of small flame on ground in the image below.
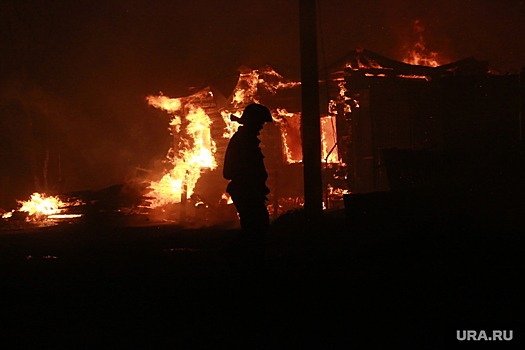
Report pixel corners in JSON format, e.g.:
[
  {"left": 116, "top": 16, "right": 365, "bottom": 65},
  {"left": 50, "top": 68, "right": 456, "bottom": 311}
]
[
  {"left": 19, "top": 193, "right": 64, "bottom": 217},
  {"left": 3, "top": 192, "right": 83, "bottom": 223}
]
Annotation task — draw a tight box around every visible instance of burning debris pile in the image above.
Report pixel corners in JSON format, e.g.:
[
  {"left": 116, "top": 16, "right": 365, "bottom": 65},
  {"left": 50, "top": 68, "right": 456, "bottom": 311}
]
[
  {"left": 1, "top": 183, "right": 148, "bottom": 229},
  {"left": 1, "top": 192, "right": 83, "bottom": 228}
]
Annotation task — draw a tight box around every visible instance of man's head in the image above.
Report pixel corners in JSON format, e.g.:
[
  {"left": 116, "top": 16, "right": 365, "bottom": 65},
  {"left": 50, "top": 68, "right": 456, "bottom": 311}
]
[{"left": 231, "top": 103, "right": 272, "bottom": 131}]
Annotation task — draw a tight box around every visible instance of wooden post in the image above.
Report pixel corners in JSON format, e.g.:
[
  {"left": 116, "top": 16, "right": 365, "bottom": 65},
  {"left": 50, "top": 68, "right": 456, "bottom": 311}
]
[{"left": 300, "top": 0, "right": 323, "bottom": 222}]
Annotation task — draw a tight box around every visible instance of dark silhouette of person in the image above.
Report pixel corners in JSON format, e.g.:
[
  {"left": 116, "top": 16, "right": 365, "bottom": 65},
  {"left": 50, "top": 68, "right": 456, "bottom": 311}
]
[{"left": 223, "top": 103, "right": 273, "bottom": 237}]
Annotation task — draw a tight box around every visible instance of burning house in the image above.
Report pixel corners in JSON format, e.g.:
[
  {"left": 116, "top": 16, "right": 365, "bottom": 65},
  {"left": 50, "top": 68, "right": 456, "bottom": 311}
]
[
  {"left": 141, "top": 47, "right": 525, "bottom": 224},
  {"left": 141, "top": 65, "right": 345, "bottom": 224},
  {"left": 332, "top": 49, "right": 524, "bottom": 193},
  {"left": 3, "top": 47, "right": 524, "bottom": 228},
  {"left": 336, "top": 49, "right": 525, "bottom": 219}
]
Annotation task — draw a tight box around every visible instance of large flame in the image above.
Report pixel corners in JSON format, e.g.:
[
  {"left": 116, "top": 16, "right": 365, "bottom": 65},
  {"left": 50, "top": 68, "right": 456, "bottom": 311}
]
[
  {"left": 146, "top": 93, "right": 217, "bottom": 208},
  {"left": 19, "top": 193, "right": 64, "bottom": 217},
  {"left": 221, "top": 67, "right": 301, "bottom": 139},
  {"left": 145, "top": 67, "right": 337, "bottom": 213}
]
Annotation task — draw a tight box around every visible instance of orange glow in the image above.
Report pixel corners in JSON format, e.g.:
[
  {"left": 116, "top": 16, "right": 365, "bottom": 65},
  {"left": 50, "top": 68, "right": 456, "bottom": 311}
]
[
  {"left": 321, "top": 116, "right": 339, "bottom": 163},
  {"left": 275, "top": 109, "right": 339, "bottom": 164},
  {"left": 276, "top": 109, "right": 302, "bottom": 164},
  {"left": 258, "top": 66, "right": 301, "bottom": 93},
  {"left": 220, "top": 110, "right": 241, "bottom": 139},
  {"left": 6, "top": 192, "right": 83, "bottom": 222},
  {"left": 221, "top": 193, "right": 233, "bottom": 205},
  {"left": 403, "top": 19, "right": 440, "bottom": 67},
  {"left": 337, "top": 81, "right": 355, "bottom": 113},
  {"left": 19, "top": 193, "right": 65, "bottom": 217},
  {"left": 232, "top": 69, "right": 260, "bottom": 107},
  {"left": 146, "top": 92, "right": 217, "bottom": 208},
  {"left": 221, "top": 66, "right": 300, "bottom": 139}
]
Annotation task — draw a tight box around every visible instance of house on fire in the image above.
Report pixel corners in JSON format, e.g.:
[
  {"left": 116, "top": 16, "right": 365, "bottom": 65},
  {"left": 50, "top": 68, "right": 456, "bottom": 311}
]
[
  {"left": 2, "top": 49, "right": 523, "bottom": 224},
  {"left": 328, "top": 49, "right": 525, "bottom": 196},
  {"left": 146, "top": 49, "right": 524, "bottom": 220}
]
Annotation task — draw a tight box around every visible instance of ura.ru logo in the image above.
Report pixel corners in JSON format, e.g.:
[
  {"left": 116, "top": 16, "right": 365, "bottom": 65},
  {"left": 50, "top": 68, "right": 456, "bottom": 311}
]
[{"left": 457, "top": 330, "right": 513, "bottom": 341}]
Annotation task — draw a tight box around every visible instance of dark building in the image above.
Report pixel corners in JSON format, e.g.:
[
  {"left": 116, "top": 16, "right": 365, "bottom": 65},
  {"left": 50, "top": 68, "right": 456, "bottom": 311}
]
[{"left": 333, "top": 49, "right": 524, "bottom": 196}]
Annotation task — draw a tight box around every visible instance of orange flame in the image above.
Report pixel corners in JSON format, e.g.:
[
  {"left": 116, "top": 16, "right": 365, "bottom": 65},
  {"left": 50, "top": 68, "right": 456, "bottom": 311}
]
[
  {"left": 19, "top": 193, "right": 64, "bottom": 217},
  {"left": 276, "top": 109, "right": 302, "bottom": 164},
  {"left": 3, "top": 193, "right": 82, "bottom": 222},
  {"left": 403, "top": 19, "right": 440, "bottom": 67},
  {"left": 221, "top": 67, "right": 301, "bottom": 139},
  {"left": 146, "top": 93, "right": 217, "bottom": 208},
  {"left": 275, "top": 109, "right": 339, "bottom": 164},
  {"left": 221, "top": 193, "right": 234, "bottom": 205},
  {"left": 321, "top": 117, "right": 339, "bottom": 163}
]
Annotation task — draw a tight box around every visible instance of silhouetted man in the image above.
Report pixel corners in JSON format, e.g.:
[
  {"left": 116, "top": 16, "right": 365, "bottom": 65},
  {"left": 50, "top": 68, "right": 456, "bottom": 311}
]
[{"left": 223, "top": 103, "right": 272, "bottom": 236}]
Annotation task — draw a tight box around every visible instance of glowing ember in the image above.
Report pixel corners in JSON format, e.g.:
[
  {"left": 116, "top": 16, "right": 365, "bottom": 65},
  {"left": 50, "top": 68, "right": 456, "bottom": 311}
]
[
  {"left": 221, "top": 193, "right": 234, "bottom": 205},
  {"left": 146, "top": 92, "right": 217, "bottom": 208},
  {"left": 48, "top": 214, "right": 83, "bottom": 219}
]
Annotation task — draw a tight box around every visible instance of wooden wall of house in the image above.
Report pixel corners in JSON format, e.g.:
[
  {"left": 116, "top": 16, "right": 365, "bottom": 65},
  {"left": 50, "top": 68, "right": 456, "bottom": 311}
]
[{"left": 346, "top": 73, "right": 522, "bottom": 194}]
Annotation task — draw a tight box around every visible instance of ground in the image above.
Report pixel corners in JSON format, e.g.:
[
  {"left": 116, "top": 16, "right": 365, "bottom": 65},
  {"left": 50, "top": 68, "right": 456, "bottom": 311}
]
[{"left": 1, "top": 208, "right": 523, "bottom": 349}]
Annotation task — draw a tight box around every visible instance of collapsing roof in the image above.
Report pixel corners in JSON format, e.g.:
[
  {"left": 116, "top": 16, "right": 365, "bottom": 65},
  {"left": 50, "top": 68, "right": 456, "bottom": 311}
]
[
  {"left": 328, "top": 49, "right": 493, "bottom": 80},
  {"left": 334, "top": 49, "right": 524, "bottom": 195}
]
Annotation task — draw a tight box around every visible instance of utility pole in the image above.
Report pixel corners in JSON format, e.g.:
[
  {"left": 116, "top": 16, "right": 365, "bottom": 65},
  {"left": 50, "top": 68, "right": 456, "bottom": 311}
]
[{"left": 300, "top": 0, "right": 323, "bottom": 222}]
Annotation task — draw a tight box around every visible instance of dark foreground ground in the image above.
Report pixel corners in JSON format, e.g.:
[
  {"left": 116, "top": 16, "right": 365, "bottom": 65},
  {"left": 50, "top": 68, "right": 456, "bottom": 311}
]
[{"left": 1, "top": 207, "right": 524, "bottom": 349}]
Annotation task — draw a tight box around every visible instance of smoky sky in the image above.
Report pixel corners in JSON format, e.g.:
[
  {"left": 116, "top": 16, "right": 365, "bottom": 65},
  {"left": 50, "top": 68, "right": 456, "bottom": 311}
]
[{"left": 1, "top": 0, "right": 525, "bottom": 202}]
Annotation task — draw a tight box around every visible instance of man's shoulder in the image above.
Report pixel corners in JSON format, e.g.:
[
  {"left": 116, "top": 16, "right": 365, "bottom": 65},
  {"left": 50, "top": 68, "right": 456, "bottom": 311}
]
[{"left": 231, "top": 129, "right": 258, "bottom": 144}]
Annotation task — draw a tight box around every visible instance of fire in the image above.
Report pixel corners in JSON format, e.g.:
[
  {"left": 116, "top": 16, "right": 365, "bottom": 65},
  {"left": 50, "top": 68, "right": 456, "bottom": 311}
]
[
  {"left": 0, "top": 192, "right": 83, "bottom": 223},
  {"left": 257, "top": 66, "right": 301, "bottom": 93},
  {"left": 276, "top": 109, "right": 303, "bottom": 164},
  {"left": 19, "top": 192, "right": 64, "bottom": 217},
  {"left": 146, "top": 92, "right": 217, "bottom": 208},
  {"left": 220, "top": 110, "right": 241, "bottom": 139},
  {"left": 144, "top": 66, "right": 338, "bottom": 217},
  {"left": 221, "top": 66, "right": 300, "bottom": 139},
  {"left": 275, "top": 109, "right": 339, "bottom": 164},
  {"left": 321, "top": 117, "right": 339, "bottom": 163},
  {"left": 221, "top": 193, "right": 233, "bottom": 205},
  {"left": 403, "top": 19, "right": 440, "bottom": 67},
  {"left": 147, "top": 95, "right": 182, "bottom": 112}
]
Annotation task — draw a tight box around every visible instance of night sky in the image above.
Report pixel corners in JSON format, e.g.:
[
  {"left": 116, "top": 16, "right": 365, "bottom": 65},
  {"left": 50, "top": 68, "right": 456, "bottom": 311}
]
[{"left": 1, "top": 0, "right": 525, "bottom": 203}]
